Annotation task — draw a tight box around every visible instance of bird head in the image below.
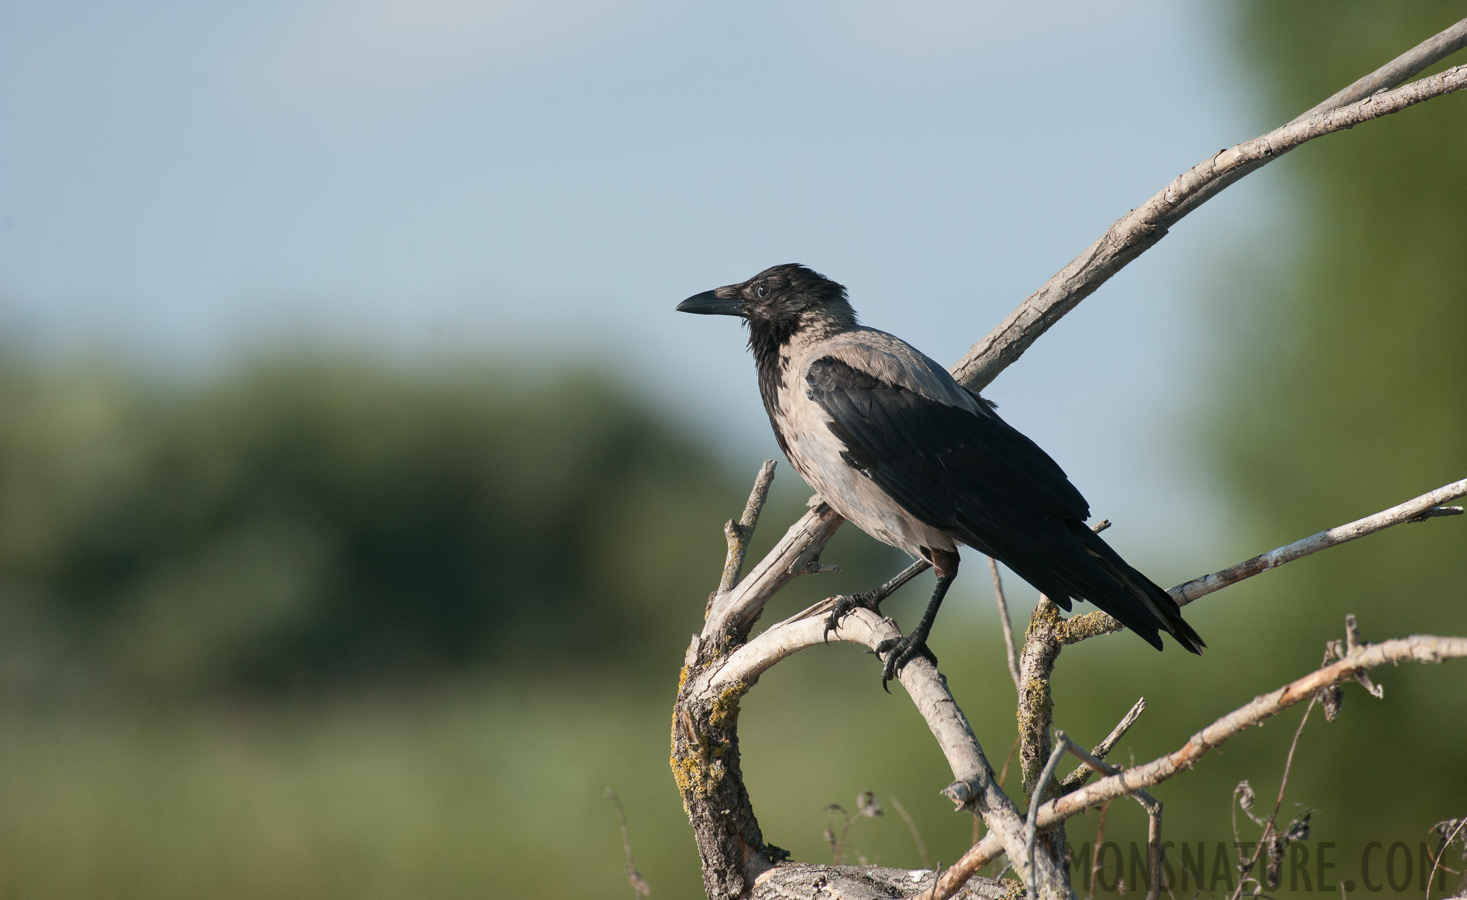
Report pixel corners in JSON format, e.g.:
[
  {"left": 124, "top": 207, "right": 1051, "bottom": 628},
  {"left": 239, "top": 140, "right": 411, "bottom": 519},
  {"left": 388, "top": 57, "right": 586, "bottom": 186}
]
[{"left": 676, "top": 264, "right": 857, "bottom": 339}]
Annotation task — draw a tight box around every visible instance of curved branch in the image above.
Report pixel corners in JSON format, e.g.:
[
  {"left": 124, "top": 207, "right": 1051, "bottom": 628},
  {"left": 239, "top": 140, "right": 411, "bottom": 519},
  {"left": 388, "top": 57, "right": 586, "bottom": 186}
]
[
  {"left": 1290, "top": 18, "right": 1467, "bottom": 127},
  {"left": 701, "top": 504, "right": 845, "bottom": 648},
  {"left": 703, "top": 604, "right": 1067, "bottom": 893},
  {"left": 1059, "top": 477, "right": 1467, "bottom": 645},
  {"left": 923, "top": 632, "right": 1467, "bottom": 897},
  {"left": 952, "top": 52, "right": 1467, "bottom": 392},
  {"left": 1165, "top": 17, "right": 1467, "bottom": 230}
]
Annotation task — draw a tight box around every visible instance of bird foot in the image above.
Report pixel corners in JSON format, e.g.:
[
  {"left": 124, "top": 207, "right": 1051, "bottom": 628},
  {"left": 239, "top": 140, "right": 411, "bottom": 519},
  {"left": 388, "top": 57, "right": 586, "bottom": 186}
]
[
  {"left": 875, "top": 633, "right": 938, "bottom": 691},
  {"left": 823, "top": 590, "right": 882, "bottom": 642}
]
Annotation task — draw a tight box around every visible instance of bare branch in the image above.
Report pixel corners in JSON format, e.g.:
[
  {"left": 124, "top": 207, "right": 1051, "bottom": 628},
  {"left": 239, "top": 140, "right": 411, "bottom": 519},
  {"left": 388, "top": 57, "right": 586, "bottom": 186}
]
[
  {"left": 1142, "top": 802, "right": 1164, "bottom": 900},
  {"left": 1292, "top": 18, "right": 1467, "bottom": 125},
  {"left": 1060, "top": 477, "right": 1467, "bottom": 645},
  {"left": 704, "top": 40, "right": 1467, "bottom": 650},
  {"left": 1042, "top": 632, "right": 1467, "bottom": 824},
  {"left": 702, "top": 504, "right": 845, "bottom": 646},
  {"left": 1060, "top": 698, "right": 1146, "bottom": 791},
  {"left": 1228, "top": 697, "right": 1318, "bottom": 900},
  {"left": 989, "top": 557, "right": 1022, "bottom": 694},
  {"left": 931, "top": 728, "right": 1162, "bottom": 900},
  {"left": 926, "top": 631, "right": 1467, "bottom": 897},
  {"left": 752, "top": 862, "right": 1010, "bottom": 900},
  {"left": 1055, "top": 738, "right": 1164, "bottom": 900},
  {"left": 1024, "top": 740, "right": 1070, "bottom": 892},
  {"left": 1163, "top": 18, "right": 1467, "bottom": 233},
  {"left": 718, "top": 461, "right": 778, "bottom": 594},
  {"left": 953, "top": 56, "right": 1467, "bottom": 392},
  {"left": 1426, "top": 818, "right": 1467, "bottom": 900},
  {"left": 1018, "top": 601, "right": 1063, "bottom": 796},
  {"left": 605, "top": 789, "right": 652, "bottom": 899},
  {"left": 1176, "top": 477, "right": 1467, "bottom": 605},
  {"left": 890, "top": 795, "right": 932, "bottom": 872},
  {"left": 706, "top": 606, "right": 1069, "bottom": 895}
]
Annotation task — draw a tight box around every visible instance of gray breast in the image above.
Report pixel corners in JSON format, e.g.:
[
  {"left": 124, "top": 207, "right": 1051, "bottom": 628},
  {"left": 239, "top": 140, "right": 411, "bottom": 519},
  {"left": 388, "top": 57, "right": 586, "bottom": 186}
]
[{"left": 778, "top": 356, "right": 957, "bottom": 560}]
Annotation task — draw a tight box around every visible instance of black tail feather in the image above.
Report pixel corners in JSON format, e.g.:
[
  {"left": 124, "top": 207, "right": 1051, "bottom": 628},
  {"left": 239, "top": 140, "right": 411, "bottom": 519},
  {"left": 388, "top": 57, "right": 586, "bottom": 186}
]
[{"left": 1074, "top": 524, "right": 1206, "bottom": 654}]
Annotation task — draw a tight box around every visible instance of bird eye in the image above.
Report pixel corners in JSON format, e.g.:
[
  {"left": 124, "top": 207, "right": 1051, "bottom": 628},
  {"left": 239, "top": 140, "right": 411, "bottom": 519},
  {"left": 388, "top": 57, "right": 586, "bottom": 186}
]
[{"left": 756, "top": 285, "right": 765, "bottom": 298}]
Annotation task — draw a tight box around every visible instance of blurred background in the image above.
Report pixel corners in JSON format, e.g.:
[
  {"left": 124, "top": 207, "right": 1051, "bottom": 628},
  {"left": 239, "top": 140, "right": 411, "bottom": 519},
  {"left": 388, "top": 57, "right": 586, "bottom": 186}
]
[{"left": 1, "top": 1, "right": 1464, "bottom": 897}]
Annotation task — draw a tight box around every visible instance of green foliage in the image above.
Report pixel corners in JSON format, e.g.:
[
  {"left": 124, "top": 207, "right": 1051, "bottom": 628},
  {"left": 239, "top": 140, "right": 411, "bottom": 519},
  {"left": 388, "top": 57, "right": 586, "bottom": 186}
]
[{"left": 0, "top": 356, "right": 748, "bottom": 697}]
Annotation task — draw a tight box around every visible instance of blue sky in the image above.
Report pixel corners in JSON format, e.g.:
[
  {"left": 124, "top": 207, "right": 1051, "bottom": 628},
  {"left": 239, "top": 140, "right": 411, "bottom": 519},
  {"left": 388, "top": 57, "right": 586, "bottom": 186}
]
[{"left": 0, "top": 1, "right": 1293, "bottom": 571}]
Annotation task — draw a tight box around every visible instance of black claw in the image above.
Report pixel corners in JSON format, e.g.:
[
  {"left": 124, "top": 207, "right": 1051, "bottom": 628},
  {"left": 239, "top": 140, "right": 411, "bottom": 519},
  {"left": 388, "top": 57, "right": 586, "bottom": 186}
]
[
  {"left": 876, "top": 634, "right": 938, "bottom": 690},
  {"left": 823, "top": 590, "right": 878, "bottom": 642}
]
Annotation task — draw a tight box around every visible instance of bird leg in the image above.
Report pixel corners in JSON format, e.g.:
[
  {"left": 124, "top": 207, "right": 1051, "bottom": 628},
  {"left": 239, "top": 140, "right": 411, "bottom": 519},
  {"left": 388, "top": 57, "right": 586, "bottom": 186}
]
[
  {"left": 876, "top": 549, "right": 959, "bottom": 690},
  {"left": 822, "top": 558, "right": 932, "bottom": 642}
]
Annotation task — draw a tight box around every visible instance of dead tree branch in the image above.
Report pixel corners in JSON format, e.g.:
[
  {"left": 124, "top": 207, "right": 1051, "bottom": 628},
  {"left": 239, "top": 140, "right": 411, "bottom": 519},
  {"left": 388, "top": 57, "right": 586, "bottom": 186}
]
[
  {"left": 719, "top": 460, "right": 778, "bottom": 595},
  {"left": 951, "top": 34, "right": 1467, "bottom": 392},
  {"left": 704, "top": 604, "right": 1068, "bottom": 894},
  {"left": 1059, "top": 698, "right": 1145, "bottom": 792},
  {"left": 989, "top": 558, "right": 1022, "bottom": 694},
  {"left": 928, "top": 630, "right": 1467, "bottom": 896},
  {"left": 1058, "top": 477, "right": 1467, "bottom": 645}
]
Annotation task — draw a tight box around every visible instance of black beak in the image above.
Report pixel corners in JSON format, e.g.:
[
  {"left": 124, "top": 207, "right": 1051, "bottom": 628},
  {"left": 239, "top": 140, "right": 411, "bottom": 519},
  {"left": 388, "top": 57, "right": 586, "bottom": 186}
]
[{"left": 676, "top": 289, "right": 744, "bottom": 317}]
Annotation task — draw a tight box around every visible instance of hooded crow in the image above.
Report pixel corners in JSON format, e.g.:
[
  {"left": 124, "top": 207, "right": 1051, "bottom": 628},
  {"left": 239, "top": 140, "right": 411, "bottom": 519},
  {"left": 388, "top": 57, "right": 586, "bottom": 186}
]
[{"left": 678, "top": 263, "right": 1204, "bottom": 686}]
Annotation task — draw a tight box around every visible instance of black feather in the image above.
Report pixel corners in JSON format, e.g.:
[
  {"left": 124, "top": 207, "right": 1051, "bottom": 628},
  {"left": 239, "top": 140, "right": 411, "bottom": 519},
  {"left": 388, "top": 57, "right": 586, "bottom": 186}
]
[{"left": 806, "top": 356, "right": 1204, "bottom": 654}]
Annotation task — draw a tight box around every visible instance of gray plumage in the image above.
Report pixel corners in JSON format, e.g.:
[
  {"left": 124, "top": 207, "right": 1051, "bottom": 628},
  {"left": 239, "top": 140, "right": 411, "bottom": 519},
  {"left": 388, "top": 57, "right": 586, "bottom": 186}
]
[{"left": 678, "top": 263, "right": 1203, "bottom": 684}]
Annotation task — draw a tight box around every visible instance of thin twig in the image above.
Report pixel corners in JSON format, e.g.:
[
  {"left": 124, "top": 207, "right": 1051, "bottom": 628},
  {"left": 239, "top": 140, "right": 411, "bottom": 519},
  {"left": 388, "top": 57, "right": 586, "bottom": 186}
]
[
  {"left": 1228, "top": 698, "right": 1318, "bottom": 900},
  {"left": 1059, "top": 477, "right": 1467, "bottom": 645},
  {"left": 1144, "top": 801, "right": 1165, "bottom": 900},
  {"left": 1024, "top": 739, "right": 1071, "bottom": 898},
  {"left": 998, "top": 734, "right": 1021, "bottom": 791},
  {"left": 1087, "top": 801, "right": 1111, "bottom": 900},
  {"left": 605, "top": 789, "right": 652, "bottom": 899},
  {"left": 718, "top": 460, "right": 778, "bottom": 594},
  {"left": 890, "top": 795, "right": 932, "bottom": 871},
  {"left": 989, "top": 557, "right": 1022, "bottom": 694},
  {"left": 1426, "top": 817, "right": 1467, "bottom": 899},
  {"left": 1173, "top": 478, "right": 1467, "bottom": 606},
  {"left": 1054, "top": 736, "right": 1165, "bottom": 900},
  {"left": 1047, "top": 632, "right": 1463, "bottom": 819},
  {"left": 1061, "top": 698, "right": 1146, "bottom": 791}
]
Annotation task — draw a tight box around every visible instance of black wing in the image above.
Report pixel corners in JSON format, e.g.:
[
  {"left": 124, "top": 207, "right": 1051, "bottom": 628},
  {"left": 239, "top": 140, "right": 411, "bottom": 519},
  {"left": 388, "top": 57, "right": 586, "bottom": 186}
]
[{"left": 806, "top": 355, "right": 1203, "bottom": 653}]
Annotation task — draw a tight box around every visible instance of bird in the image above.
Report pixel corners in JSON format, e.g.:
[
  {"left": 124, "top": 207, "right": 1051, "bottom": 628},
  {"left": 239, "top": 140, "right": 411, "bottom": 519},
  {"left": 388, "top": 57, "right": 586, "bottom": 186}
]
[{"left": 677, "top": 263, "right": 1203, "bottom": 686}]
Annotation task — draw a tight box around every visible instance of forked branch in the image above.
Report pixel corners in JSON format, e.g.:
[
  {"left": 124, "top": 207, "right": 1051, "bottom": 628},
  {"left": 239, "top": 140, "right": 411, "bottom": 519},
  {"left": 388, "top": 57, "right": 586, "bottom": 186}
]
[{"left": 925, "top": 629, "right": 1467, "bottom": 898}]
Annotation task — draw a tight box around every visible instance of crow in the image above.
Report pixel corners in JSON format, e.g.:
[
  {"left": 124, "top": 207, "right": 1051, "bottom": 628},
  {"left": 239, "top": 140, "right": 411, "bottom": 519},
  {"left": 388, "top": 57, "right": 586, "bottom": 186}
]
[{"left": 677, "top": 263, "right": 1203, "bottom": 686}]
